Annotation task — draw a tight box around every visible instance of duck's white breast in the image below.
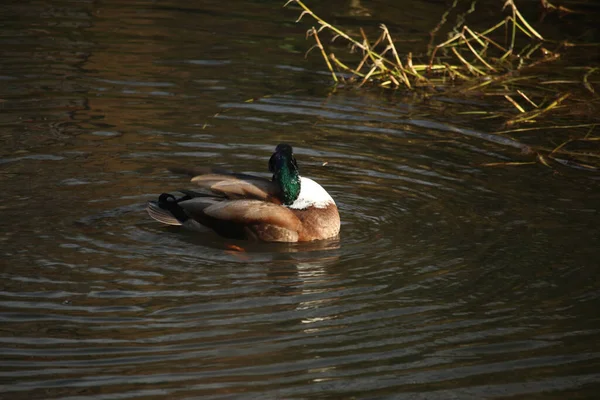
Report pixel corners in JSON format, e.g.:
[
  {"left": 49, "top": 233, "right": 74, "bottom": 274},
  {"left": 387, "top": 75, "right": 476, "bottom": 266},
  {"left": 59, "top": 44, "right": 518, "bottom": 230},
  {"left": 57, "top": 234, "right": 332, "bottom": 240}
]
[{"left": 289, "top": 177, "right": 335, "bottom": 210}]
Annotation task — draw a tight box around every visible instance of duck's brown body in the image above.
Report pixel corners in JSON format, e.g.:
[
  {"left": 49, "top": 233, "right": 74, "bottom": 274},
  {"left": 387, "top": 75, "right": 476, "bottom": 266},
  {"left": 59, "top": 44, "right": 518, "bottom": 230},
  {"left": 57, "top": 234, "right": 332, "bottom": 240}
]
[
  {"left": 291, "top": 203, "right": 340, "bottom": 241},
  {"left": 236, "top": 202, "right": 340, "bottom": 242}
]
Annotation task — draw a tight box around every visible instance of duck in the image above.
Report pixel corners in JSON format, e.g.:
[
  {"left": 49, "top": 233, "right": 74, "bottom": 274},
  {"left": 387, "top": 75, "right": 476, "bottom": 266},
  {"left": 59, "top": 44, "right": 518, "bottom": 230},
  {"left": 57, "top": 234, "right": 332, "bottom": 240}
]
[{"left": 146, "top": 144, "right": 340, "bottom": 242}]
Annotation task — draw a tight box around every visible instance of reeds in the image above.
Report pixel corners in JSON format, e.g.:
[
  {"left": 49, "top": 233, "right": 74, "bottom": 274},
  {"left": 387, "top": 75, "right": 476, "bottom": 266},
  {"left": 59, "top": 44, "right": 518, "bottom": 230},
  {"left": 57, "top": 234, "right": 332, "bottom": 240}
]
[
  {"left": 284, "top": 1, "right": 598, "bottom": 116},
  {"left": 286, "top": 1, "right": 545, "bottom": 86},
  {"left": 284, "top": 0, "right": 600, "bottom": 170}
]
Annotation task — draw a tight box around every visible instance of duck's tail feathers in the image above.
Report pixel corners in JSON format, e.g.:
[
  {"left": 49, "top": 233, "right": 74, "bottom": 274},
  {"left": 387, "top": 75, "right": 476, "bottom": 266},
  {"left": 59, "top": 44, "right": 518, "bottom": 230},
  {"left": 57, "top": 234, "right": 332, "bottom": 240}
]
[
  {"left": 146, "top": 193, "right": 194, "bottom": 226},
  {"left": 147, "top": 202, "right": 181, "bottom": 225},
  {"left": 147, "top": 201, "right": 180, "bottom": 226}
]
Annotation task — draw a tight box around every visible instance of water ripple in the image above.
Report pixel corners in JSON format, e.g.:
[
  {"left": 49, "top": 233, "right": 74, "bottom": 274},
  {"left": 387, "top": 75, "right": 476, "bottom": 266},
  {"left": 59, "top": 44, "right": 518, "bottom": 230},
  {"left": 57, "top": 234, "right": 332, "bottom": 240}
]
[{"left": 1, "top": 0, "right": 599, "bottom": 398}]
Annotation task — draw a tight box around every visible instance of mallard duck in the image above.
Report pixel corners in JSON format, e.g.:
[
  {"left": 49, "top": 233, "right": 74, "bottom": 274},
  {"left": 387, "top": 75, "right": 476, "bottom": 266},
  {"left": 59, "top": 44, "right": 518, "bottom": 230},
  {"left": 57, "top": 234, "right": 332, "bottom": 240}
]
[{"left": 147, "top": 144, "right": 340, "bottom": 242}]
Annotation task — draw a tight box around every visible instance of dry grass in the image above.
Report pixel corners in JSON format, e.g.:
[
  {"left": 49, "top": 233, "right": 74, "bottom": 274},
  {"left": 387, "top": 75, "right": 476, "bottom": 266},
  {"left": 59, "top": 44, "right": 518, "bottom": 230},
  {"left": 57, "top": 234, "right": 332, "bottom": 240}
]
[{"left": 284, "top": 0, "right": 600, "bottom": 171}]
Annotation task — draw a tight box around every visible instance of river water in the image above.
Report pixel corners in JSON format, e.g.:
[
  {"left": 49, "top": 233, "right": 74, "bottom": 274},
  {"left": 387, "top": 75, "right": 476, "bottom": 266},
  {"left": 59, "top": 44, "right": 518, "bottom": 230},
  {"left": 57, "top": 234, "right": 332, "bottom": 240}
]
[{"left": 1, "top": 0, "right": 599, "bottom": 398}]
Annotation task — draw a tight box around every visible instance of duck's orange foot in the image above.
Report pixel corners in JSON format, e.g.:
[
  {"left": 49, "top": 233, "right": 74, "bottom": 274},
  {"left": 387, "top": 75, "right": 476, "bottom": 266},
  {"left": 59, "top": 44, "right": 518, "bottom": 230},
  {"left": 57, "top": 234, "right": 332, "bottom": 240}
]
[
  {"left": 226, "top": 244, "right": 245, "bottom": 252},
  {"left": 225, "top": 244, "right": 249, "bottom": 261}
]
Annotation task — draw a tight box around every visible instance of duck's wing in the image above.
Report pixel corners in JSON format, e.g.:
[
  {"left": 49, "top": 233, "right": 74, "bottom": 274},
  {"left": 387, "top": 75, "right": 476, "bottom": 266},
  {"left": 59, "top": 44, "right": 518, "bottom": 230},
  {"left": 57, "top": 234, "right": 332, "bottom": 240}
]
[
  {"left": 169, "top": 166, "right": 260, "bottom": 180},
  {"left": 203, "top": 199, "right": 301, "bottom": 233},
  {"left": 191, "top": 173, "right": 281, "bottom": 203},
  {"left": 169, "top": 166, "right": 281, "bottom": 203}
]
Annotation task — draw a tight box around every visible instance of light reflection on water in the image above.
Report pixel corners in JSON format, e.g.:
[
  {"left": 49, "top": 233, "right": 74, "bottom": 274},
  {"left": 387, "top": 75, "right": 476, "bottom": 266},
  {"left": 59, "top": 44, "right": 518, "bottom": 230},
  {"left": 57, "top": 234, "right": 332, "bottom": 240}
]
[{"left": 1, "top": 0, "right": 599, "bottom": 399}]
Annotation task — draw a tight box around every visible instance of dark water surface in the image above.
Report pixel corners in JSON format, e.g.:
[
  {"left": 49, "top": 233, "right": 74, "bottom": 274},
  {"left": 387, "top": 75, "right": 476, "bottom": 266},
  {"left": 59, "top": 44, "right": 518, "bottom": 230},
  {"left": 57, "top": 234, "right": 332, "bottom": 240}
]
[{"left": 1, "top": 0, "right": 599, "bottom": 398}]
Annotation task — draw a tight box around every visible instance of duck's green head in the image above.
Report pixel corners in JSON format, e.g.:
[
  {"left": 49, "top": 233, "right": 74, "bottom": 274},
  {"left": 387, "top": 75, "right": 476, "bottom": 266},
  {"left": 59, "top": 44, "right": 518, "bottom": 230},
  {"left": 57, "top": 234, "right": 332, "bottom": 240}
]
[{"left": 269, "top": 144, "right": 300, "bottom": 205}]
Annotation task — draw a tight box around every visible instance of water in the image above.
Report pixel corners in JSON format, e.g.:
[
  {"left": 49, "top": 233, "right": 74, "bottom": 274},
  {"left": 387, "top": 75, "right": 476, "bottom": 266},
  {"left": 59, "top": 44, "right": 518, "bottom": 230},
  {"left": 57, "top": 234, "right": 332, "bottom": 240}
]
[{"left": 1, "top": 0, "right": 599, "bottom": 398}]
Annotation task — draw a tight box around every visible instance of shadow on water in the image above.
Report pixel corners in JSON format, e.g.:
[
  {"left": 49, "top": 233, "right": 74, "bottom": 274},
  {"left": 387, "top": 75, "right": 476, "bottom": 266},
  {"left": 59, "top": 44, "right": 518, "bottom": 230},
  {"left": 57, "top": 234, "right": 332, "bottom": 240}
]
[{"left": 1, "top": 0, "right": 599, "bottom": 399}]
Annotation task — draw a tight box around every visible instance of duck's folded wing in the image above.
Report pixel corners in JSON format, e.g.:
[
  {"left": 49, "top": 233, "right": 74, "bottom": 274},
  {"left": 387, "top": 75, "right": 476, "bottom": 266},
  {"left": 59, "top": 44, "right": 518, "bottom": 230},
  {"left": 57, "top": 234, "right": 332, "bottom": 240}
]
[
  {"left": 191, "top": 174, "right": 281, "bottom": 203},
  {"left": 178, "top": 197, "right": 222, "bottom": 214},
  {"left": 203, "top": 200, "right": 301, "bottom": 232},
  {"left": 169, "top": 166, "right": 261, "bottom": 181}
]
